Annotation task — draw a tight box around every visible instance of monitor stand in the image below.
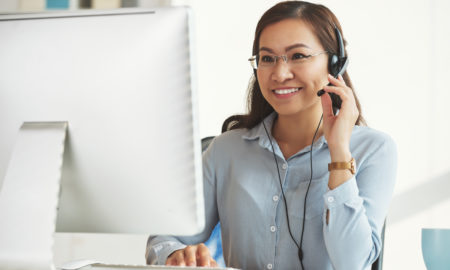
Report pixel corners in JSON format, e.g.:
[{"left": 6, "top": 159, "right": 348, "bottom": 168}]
[{"left": 0, "top": 122, "right": 68, "bottom": 270}]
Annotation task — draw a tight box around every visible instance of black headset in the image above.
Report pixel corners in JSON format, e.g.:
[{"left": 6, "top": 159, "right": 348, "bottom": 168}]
[
  {"left": 329, "top": 26, "right": 347, "bottom": 78},
  {"left": 262, "top": 25, "right": 348, "bottom": 270},
  {"left": 323, "top": 26, "right": 349, "bottom": 110}
]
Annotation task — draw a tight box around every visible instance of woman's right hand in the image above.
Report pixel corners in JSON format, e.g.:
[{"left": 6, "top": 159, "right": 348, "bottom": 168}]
[{"left": 165, "top": 243, "right": 218, "bottom": 267}]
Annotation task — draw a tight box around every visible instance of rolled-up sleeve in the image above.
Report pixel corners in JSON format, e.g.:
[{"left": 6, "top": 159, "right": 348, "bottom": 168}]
[
  {"left": 146, "top": 139, "right": 220, "bottom": 265},
  {"left": 322, "top": 135, "right": 397, "bottom": 270}
]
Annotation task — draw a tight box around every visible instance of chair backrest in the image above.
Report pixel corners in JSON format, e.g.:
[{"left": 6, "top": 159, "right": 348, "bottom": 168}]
[
  {"left": 201, "top": 136, "right": 386, "bottom": 269},
  {"left": 371, "top": 221, "right": 386, "bottom": 270},
  {"left": 201, "top": 136, "right": 216, "bottom": 153}
]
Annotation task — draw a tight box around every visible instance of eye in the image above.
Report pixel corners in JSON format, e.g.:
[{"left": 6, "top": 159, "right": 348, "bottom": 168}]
[
  {"left": 291, "top": 53, "right": 308, "bottom": 60},
  {"left": 260, "top": 55, "right": 275, "bottom": 63}
]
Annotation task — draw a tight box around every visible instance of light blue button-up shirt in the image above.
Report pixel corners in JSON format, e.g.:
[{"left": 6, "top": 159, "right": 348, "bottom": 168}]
[{"left": 147, "top": 113, "right": 397, "bottom": 270}]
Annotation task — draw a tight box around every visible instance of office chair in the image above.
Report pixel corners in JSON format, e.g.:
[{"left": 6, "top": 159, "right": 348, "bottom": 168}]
[
  {"left": 371, "top": 221, "right": 386, "bottom": 270},
  {"left": 201, "top": 136, "right": 385, "bottom": 270}
]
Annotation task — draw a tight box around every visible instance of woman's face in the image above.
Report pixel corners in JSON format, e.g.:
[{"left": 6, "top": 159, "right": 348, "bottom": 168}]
[{"left": 257, "top": 19, "right": 329, "bottom": 117}]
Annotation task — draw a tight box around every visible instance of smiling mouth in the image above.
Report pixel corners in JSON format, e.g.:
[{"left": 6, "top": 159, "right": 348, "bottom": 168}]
[{"left": 272, "top": 87, "right": 302, "bottom": 95}]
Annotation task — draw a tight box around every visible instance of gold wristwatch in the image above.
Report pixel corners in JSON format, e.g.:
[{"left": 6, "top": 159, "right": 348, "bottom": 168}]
[{"left": 328, "top": 157, "right": 356, "bottom": 175}]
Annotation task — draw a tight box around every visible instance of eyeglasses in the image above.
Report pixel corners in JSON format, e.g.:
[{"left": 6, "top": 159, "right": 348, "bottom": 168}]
[{"left": 248, "top": 51, "right": 328, "bottom": 70}]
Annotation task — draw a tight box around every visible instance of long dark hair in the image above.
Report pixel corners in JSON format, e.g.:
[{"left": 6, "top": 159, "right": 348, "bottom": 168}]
[{"left": 222, "top": 1, "right": 366, "bottom": 133}]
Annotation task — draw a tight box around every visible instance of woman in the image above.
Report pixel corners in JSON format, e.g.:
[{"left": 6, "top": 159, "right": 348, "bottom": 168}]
[{"left": 146, "top": 1, "right": 397, "bottom": 269}]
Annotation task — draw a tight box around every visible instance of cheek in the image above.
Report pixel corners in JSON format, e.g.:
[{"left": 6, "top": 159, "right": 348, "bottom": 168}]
[
  {"left": 308, "top": 58, "right": 329, "bottom": 76},
  {"left": 298, "top": 61, "right": 329, "bottom": 88},
  {"left": 256, "top": 70, "right": 269, "bottom": 91}
]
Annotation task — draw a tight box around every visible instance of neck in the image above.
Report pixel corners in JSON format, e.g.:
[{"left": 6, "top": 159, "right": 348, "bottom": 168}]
[{"left": 272, "top": 105, "right": 324, "bottom": 147}]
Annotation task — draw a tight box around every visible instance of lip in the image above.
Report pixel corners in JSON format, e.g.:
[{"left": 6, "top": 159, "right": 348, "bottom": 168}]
[{"left": 272, "top": 87, "right": 302, "bottom": 99}]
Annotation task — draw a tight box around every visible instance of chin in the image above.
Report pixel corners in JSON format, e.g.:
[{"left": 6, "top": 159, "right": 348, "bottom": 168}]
[
  {"left": 273, "top": 101, "right": 320, "bottom": 117},
  {"left": 274, "top": 107, "right": 304, "bottom": 117}
]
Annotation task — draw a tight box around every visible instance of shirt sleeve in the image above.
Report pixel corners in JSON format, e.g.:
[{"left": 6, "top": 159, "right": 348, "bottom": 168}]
[
  {"left": 145, "top": 139, "right": 220, "bottom": 265},
  {"left": 322, "top": 134, "right": 397, "bottom": 270}
]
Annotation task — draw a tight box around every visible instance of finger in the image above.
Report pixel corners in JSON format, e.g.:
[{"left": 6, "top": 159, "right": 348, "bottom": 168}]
[
  {"left": 327, "top": 74, "right": 346, "bottom": 87},
  {"left": 323, "top": 86, "right": 359, "bottom": 119},
  {"left": 327, "top": 74, "right": 354, "bottom": 97},
  {"left": 166, "top": 250, "right": 180, "bottom": 266},
  {"left": 322, "top": 86, "right": 351, "bottom": 103},
  {"left": 165, "top": 256, "right": 174, "bottom": 266},
  {"left": 184, "top": 245, "right": 197, "bottom": 266},
  {"left": 210, "top": 259, "right": 219, "bottom": 267},
  {"left": 319, "top": 89, "right": 334, "bottom": 119},
  {"left": 197, "top": 244, "right": 212, "bottom": 267},
  {"left": 174, "top": 250, "right": 186, "bottom": 266}
]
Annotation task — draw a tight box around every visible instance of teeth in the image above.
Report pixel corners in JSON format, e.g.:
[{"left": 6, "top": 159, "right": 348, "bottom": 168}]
[{"left": 274, "top": 88, "right": 299, "bottom": 94}]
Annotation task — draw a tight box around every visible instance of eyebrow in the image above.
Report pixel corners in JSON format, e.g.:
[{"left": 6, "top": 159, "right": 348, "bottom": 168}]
[{"left": 259, "top": 43, "right": 311, "bottom": 53}]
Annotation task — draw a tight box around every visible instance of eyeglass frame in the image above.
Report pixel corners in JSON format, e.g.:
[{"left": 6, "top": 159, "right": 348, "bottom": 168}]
[{"left": 248, "top": 51, "right": 329, "bottom": 70}]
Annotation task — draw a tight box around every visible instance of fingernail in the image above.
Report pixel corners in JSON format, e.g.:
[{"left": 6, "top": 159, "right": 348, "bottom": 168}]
[
  {"left": 317, "top": 89, "right": 325, "bottom": 96},
  {"left": 188, "top": 262, "right": 195, "bottom": 266}
]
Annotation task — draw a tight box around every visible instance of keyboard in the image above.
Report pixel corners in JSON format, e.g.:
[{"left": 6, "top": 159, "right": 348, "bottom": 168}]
[{"left": 59, "top": 260, "right": 239, "bottom": 270}]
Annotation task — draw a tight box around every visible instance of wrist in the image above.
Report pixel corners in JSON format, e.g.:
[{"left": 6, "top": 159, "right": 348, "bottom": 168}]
[{"left": 329, "top": 148, "right": 352, "bottom": 162}]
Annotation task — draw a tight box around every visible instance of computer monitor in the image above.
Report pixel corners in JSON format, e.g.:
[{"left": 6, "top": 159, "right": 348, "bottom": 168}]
[{"left": 0, "top": 7, "right": 204, "bottom": 237}]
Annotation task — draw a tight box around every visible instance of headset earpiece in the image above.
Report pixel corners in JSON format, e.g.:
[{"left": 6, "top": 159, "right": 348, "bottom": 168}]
[
  {"left": 328, "top": 54, "right": 340, "bottom": 77},
  {"left": 328, "top": 26, "right": 346, "bottom": 78}
]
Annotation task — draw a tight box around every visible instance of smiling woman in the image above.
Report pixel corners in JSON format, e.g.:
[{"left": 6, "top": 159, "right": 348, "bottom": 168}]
[
  {"left": 147, "top": 2, "right": 397, "bottom": 270},
  {"left": 224, "top": 3, "right": 365, "bottom": 132},
  {"left": 257, "top": 19, "right": 329, "bottom": 120}
]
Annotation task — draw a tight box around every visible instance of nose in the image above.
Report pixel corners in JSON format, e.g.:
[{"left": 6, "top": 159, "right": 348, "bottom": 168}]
[{"left": 271, "top": 59, "right": 294, "bottom": 83}]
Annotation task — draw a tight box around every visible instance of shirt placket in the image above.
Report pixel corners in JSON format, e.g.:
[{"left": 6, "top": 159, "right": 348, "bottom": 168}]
[{"left": 269, "top": 159, "right": 289, "bottom": 270}]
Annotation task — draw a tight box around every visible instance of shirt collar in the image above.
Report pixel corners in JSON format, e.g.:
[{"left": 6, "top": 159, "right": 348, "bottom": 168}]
[
  {"left": 242, "top": 112, "right": 328, "bottom": 156},
  {"left": 242, "top": 112, "right": 276, "bottom": 150}
]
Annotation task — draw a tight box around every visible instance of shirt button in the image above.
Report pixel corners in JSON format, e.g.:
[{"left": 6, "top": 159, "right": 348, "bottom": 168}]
[
  {"left": 267, "top": 263, "right": 273, "bottom": 269},
  {"left": 282, "top": 163, "right": 288, "bottom": 170},
  {"left": 327, "top": 196, "right": 335, "bottom": 203},
  {"left": 270, "top": 226, "right": 276, "bottom": 232},
  {"left": 272, "top": 195, "right": 279, "bottom": 202}
]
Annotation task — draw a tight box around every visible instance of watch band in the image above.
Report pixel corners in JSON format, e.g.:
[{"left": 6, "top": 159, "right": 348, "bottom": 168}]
[{"left": 328, "top": 157, "right": 356, "bottom": 175}]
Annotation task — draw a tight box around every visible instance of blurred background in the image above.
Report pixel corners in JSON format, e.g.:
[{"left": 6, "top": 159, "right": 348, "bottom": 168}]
[{"left": 1, "top": 0, "right": 449, "bottom": 269}]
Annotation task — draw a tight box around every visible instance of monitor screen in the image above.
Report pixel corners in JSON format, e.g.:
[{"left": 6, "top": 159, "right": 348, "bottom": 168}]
[{"left": 0, "top": 7, "right": 204, "bottom": 236}]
